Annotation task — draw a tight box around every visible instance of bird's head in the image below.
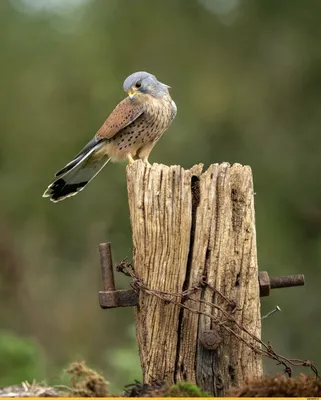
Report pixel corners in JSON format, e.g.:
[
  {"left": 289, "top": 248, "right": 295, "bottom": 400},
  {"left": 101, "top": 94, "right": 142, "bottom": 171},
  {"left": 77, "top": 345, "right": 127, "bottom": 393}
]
[{"left": 123, "top": 71, "right": 170, "bottom": 100}]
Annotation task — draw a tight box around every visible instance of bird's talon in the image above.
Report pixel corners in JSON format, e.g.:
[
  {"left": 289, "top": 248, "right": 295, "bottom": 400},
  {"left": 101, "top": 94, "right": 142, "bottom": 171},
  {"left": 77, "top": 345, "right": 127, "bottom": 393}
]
[{"left": 127, "top": 154, "right": 135, "bottom": 165}]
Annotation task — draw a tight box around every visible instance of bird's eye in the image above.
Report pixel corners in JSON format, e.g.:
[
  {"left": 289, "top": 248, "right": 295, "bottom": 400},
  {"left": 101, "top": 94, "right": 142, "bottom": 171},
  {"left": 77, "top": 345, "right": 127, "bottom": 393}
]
[{"left": 135, "top": 80, "right": 142, "bottom": 88}]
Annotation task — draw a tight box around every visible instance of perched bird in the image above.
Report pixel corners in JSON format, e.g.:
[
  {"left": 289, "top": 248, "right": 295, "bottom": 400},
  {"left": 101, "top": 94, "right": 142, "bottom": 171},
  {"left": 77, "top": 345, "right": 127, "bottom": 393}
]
[{"left": 43, "top": 71, "right": 177, "bottom": 202}]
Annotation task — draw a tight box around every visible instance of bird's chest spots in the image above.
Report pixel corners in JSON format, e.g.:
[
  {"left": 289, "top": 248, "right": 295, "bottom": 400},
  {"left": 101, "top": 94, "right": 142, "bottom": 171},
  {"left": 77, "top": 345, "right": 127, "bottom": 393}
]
[{"left": 109, "top": 97, "right": 174, "bottom": 157}]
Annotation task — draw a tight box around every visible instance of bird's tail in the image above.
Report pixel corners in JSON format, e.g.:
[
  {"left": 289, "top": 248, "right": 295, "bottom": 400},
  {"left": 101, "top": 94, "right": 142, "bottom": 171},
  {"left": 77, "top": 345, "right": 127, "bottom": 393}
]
[{"left": 43, "top": 142, "right": 110, "bottom": 202}]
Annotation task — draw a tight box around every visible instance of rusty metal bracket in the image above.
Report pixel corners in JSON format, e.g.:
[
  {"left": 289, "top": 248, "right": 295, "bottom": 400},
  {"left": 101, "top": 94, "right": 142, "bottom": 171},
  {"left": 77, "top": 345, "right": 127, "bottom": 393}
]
[
  {"left": 98, "top": 243, "right": 138, "bottom": 309},
  {"left": 98, "top": 242, "right": 305, "bottom": 308}
]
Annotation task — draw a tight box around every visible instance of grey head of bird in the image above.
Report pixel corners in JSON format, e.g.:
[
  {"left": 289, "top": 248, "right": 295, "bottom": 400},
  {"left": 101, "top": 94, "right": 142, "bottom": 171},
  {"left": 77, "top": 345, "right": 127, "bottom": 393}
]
[{"left": 123, "top": 71, "right": 170, "bottom": 99}]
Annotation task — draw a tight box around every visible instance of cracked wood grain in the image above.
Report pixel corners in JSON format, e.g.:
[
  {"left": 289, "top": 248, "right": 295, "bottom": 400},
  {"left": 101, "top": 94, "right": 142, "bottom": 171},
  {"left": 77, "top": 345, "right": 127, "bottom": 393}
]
[{"left": 126, "top": 161, "right": 262, "bottom": 395}]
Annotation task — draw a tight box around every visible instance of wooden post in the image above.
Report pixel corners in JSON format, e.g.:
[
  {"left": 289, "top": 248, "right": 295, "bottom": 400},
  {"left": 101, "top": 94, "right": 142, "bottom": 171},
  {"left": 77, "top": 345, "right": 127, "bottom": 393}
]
[{"left": 127, "top": 161, "right": 263, "bottom": 396}]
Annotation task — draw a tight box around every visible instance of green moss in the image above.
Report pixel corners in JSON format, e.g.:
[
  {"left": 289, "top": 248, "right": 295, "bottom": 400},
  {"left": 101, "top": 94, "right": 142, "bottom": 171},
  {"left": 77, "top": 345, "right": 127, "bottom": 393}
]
[{"left": 166, "top": 381, "right": 211, "bottom": 397}]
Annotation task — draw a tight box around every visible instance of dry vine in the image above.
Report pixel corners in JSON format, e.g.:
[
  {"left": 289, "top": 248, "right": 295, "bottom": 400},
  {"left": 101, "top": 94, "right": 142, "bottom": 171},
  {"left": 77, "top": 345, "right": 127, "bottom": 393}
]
[{"left": 116, "top": 260, "right": 319, "bottom": 379}]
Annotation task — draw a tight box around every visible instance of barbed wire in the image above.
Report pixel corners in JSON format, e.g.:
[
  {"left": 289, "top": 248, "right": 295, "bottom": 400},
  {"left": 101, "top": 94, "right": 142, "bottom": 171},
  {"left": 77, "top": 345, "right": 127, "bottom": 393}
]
[{"left": 116, "top": 260, "right": 319, "bottom": 379}]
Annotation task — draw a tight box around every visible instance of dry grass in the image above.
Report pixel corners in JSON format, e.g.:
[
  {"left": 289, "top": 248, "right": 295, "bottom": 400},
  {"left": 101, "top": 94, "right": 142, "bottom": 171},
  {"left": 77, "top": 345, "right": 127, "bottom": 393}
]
[
  {"left": 65, "top": 361, "right": 109, "bottom": 397},
  {"left": 228, "top": 374, "right": 321, "bottom": 397}
]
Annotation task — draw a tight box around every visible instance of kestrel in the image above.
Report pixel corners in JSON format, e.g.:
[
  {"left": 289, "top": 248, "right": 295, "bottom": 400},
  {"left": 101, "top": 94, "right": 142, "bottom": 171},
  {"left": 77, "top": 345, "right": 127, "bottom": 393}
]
[{"left": 43, "top": 71, "right": 177, "bottom": 202}]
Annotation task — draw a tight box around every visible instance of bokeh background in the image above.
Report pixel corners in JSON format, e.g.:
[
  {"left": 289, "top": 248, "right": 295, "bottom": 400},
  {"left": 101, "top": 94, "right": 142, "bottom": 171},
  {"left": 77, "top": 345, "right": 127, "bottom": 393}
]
[{"left": 1, "top": 0, "right": 320, "bottom": 393}]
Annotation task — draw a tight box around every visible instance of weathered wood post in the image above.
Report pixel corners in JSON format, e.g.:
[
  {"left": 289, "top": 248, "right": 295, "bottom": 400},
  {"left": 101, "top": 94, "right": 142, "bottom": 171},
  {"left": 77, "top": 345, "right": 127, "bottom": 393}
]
[{"left": 126, "top": 161, "right": 263, "bottom": 396}]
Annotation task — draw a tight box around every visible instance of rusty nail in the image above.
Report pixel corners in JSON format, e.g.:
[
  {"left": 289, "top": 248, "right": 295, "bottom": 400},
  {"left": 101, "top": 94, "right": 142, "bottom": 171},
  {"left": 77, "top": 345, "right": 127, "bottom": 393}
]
[
  {"left": 99, "top": 242, "right": 115, "bottom": 292},
  {"left": 262, "top": 305, "right": 281, "bottom": 320},
  {"left": 199, "top": 328, "right": 222, "bottom": 350}
]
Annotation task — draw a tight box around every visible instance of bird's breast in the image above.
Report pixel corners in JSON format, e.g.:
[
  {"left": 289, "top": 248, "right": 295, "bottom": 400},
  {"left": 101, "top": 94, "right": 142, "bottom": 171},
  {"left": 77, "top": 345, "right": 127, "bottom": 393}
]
[
  {"left": 107, "top": 95, "right": 176, "bottom": 161},
  {"left": 144, "top": 95, "right": 176, "bottom": 127}
]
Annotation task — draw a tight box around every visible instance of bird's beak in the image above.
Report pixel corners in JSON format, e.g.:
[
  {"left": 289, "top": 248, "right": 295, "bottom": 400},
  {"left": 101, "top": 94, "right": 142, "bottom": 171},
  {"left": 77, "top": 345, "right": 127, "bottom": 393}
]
[{"left": 128, "top": 89, "right": 136, "bottom": 99}]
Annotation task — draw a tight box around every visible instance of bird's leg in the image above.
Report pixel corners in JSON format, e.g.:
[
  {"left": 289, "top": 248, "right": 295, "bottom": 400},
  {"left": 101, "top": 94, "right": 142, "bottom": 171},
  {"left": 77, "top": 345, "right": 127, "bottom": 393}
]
[
  {"left": 142, "top": 156, "right": 151, "bottom": 165},
  {"left": 137, "top": 143, "right": 154, "bottom": 165},
  {"left": 127, "top": 154, "right": 135, "bottom": 165}
]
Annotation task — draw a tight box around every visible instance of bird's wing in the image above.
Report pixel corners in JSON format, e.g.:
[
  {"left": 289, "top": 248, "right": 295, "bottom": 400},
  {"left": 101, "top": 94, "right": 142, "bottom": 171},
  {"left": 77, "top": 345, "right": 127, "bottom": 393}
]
[
  {"left": 55, "top": 97, "right": 144, "bottom": 177},
  {"left": 96, "top": 97, "right": 145, "bottom": 139}
]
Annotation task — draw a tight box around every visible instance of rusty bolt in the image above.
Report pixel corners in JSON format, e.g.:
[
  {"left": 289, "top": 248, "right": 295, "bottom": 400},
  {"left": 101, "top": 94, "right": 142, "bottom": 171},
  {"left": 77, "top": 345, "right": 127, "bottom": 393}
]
[
  {"left": 199, "top": 328, "right": 222, "bottom": 350},
  {"left": 259, "top": 271, "right": 271, "bottom": 297},
  {"left": 259, "top": 271, "right": 305, "bottom": 297},
  {"left": 270, "top": 274, "right": 305, "bottom": 289}
]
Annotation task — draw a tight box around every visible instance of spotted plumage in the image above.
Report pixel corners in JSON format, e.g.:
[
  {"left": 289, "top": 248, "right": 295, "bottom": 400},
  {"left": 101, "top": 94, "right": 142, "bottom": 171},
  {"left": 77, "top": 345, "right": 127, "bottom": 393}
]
[{"left": 43, "top": 71, "right": 177, "bottom": 202}]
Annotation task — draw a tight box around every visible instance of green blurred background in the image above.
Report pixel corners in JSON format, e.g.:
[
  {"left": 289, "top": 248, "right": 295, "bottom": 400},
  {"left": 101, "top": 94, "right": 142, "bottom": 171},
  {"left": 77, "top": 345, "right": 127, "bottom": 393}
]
[{"left": 0, "top": 0, "right": 320, "bottom": 393}]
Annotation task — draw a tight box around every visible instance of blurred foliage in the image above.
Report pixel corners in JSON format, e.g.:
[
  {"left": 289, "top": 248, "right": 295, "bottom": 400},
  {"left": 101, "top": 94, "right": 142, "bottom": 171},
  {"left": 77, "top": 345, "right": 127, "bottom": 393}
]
[
  {"left": 0, "top": 331, "right": 45, "bottom": 386},
  {"left": 0, "top": 0, "right": 320, "bottom": 393}
]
